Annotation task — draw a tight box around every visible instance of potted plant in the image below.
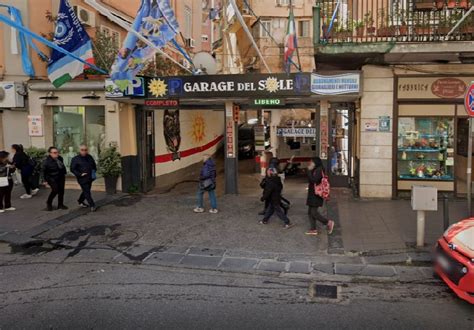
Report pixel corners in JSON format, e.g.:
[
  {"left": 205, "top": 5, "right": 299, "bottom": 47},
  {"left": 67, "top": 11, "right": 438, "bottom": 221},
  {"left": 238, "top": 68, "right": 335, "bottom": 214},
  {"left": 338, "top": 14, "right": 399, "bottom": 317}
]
[
  {"left": 458, "top": 0, "right": 469, "bottom": 8},
  {"left": 98, "top": 145, "right": 122, "bottom": 195},
  {"left": 364, "top": 11, "right": 376, "bottom": 35},
  {"left": 335, "top": 23, "right": 353, "bottom": 41},
  {"left": 24, "top": 146, "right": 47, "bottom": 188},
  {"left": 447, "top": 0, "right": 456, "bottom": 8},
  {"left": 461, "top": 15, "right": 474, "bottom": 34},
  {"left": 437, "top": 15, "right": 452, "bottom": 34},
  {"left": 377, "top": 9, "right": 396, "bottom": 37},
  {"left": 353, "top": 19, "right": 365, "bottom": 37},
  {"left": 435, "top": 0, "right": 445, "bottom": 9}
]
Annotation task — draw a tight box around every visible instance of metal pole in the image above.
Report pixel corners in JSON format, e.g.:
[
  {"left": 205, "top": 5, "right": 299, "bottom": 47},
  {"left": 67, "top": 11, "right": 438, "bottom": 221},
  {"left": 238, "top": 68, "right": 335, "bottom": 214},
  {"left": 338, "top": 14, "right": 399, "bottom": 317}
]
[
  {"left": 416, "top": 210, "right": 426, "bottom": 247},
  {"left": 443, "top": 194, "right": 449, "bottom": 231},
  {"left": 468, "top": 117, "right": 473, "bottom": 216},
  {"left": 313, "top": 5, "right": 321, "bottom": 47}
]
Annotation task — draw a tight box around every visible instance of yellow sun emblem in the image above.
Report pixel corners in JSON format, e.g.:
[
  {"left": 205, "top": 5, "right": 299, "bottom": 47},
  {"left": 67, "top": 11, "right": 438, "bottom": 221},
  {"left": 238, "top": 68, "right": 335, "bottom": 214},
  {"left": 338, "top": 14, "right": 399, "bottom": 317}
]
[
  {"left": 190, "top": 113, "right": 206, "bottom": 143},
  {"left": 265, "top": 77, "right": 279, "bottom": 93},
  {"left": 149, "top": 78, "right": 168, "bottom": 97}
]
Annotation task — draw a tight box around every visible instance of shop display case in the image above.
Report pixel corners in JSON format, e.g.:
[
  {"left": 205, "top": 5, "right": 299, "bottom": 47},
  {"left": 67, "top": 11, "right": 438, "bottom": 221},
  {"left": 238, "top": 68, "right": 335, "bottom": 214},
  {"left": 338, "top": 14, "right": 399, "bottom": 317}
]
[{"left": 397, "top": 117, "right": 454, "bottom": 181}]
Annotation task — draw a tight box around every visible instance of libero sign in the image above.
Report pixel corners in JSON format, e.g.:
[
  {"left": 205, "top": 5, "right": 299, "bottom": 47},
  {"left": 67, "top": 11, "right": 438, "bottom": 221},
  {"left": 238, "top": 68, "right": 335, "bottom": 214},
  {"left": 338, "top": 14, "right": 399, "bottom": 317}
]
[{"left": 146, "top": 73, "right": 311, "bottom": 99}]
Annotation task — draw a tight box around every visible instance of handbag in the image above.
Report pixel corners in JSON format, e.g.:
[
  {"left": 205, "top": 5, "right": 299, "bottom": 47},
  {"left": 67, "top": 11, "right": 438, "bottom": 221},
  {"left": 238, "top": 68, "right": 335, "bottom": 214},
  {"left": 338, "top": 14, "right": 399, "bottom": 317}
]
[
  {"left": 314, "top": 170, "right": 330, "bottom": 201},
  {"left": 0, "top": 167, "right": 9, "bottom": 187},
  {"left": 91, "top": 169, "right": 97, "bottom": 181},
  {"left": 200, "top": 178, "right": 215, "bottom": 191}
]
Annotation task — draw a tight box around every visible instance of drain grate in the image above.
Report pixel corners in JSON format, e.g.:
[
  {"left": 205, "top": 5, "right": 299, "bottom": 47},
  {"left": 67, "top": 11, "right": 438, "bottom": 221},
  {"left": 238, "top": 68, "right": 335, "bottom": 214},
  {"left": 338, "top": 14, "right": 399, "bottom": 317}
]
[{"left": 313, "top": 284, "right": 338, "bottom": 299}]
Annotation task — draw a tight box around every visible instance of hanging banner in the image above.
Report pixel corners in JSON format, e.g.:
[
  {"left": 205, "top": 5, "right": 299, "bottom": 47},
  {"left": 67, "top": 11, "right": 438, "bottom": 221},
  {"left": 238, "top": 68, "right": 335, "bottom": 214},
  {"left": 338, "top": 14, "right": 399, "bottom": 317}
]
[
  {"left": 276, "top": 127, "right": 317, "bottom": 137},
  {"left": 311, "top": 73, "right": 360, "bottom": 95}
]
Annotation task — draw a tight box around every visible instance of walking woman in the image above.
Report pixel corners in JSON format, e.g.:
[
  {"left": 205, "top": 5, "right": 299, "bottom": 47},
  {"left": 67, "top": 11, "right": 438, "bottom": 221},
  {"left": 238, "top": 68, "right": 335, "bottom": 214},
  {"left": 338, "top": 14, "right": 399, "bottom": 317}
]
[
  {"left": 0, "top": 151, "right": 16, "bottom": 213},
  {"left": 43, "top": 147, "right": 67, "bottom": 211},
  {"left": 11, "top": 144, "right": 38, "bottom": 199},
  {"left": 194, "top": 154, "right": 218, "bottom": 214},
  {"left": 306, "top": 157, "right": 334, "bottom": 236}
]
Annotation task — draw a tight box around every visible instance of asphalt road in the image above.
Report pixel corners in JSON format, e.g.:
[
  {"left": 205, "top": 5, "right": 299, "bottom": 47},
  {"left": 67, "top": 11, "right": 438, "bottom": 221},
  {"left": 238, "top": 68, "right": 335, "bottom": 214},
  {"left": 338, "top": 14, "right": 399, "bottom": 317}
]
[{"left": 0, "top": 259, "right": 472, "bottom": 329}]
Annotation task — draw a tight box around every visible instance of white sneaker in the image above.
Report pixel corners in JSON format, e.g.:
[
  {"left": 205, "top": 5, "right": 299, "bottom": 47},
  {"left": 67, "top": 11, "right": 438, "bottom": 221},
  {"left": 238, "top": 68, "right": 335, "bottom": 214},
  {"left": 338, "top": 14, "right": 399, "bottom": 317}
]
[
  {"left": 193, "top": 207, "right": 205, "bottom": 213},
  {"left": 0, "top": 210, "right": 4, "bottom": 213},
  {"left": 209, "top": 209, "right": 219, "bottom": 214},
  {"left": 20, "top": 194, "right": 32, "bottom": 199},
  {"left": 31, "top": 188, "right": 40, "bottom": 196},
  {"left": 4, "top": 207, "right": 16, "bottom": 211}
]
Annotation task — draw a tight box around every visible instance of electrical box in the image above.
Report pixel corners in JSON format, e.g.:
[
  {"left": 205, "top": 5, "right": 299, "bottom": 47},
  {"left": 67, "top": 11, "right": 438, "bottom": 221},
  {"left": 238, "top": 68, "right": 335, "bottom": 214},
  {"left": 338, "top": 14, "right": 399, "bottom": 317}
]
[{"left": 411, "top": 185, "right": 438, "bottom": 211}]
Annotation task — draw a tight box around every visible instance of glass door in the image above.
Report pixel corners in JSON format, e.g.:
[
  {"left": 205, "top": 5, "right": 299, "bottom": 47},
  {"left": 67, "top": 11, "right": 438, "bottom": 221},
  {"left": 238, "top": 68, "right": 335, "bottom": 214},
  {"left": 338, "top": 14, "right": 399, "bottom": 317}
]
[{"left": 329, "top": 104, "right": 353, "bottom": 187}]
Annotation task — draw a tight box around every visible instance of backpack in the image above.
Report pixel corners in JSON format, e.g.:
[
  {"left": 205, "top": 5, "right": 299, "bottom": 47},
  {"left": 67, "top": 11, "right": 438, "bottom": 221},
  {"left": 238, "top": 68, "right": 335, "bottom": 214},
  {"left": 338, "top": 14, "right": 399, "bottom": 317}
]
[{"left": 314, "top": 170, "right": 330, "bottom": 201}]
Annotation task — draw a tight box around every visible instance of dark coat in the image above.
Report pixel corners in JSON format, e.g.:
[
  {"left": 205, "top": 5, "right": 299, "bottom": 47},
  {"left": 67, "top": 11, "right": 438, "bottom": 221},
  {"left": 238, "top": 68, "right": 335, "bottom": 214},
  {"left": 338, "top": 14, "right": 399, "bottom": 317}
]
[
  {"left": 70, "top": 154, "right": 97, "bottom": 184},
  {"left": 261, "top": 175, "right": 283, "bottom": 206},
  {"left": 42, "top": 156, "right": 67, "bottom": 183},
  {"left": 200, "top": 159, "right": 216, "bottom": 185},
  {"left": 13, "top": 151, "right": 34, "bottom": 175},
  {"left": 306, "top": 166, "right": 324, "bottom": 208},
  {"left": 0, "top": 161, "right": 15, "bottom": 180}
]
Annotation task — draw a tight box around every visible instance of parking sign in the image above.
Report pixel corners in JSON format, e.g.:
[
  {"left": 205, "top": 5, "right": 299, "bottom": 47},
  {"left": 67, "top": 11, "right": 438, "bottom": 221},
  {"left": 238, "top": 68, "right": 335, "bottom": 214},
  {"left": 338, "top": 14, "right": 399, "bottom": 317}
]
[{"left": 465, "top": 82, "right": 474, "bottom": 117}]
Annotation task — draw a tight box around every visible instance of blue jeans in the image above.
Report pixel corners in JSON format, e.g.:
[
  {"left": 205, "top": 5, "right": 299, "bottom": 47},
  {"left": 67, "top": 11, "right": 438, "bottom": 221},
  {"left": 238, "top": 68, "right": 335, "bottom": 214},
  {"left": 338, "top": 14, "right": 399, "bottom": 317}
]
[{"left": 197, "top": 188, "right": 217, "bottom": 209}]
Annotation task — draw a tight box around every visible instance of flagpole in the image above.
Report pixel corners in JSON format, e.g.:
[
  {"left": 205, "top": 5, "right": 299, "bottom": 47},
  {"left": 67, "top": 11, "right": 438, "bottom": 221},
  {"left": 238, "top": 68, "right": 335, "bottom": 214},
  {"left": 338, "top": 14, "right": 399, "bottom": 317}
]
[
  {"left": 84, "top": 0, "right": 192, "bottom": 74},
  {"left": 290, "top": 0, "right": 302, "bottom": 71}
]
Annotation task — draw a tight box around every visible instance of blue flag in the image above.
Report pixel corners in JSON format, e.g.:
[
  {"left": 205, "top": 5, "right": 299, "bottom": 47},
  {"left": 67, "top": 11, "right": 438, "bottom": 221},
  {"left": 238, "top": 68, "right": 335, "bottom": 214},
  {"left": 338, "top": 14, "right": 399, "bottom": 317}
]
[
  {"left": 47, "top": 0, "right": 94, "bottom": 88},
  {"left": 110, "top": 0, "right": 179, "bottom": 90}
]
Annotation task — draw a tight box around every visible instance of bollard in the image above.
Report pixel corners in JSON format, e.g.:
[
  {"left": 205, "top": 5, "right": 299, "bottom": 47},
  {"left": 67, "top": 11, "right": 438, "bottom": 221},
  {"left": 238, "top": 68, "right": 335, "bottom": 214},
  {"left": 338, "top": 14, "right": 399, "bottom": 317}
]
[
  {"left": 443, "top": 194, "right": 449, "bottom": 231},
  {"left": 416, "top": 210, "right": 426, "bottom": 247}
]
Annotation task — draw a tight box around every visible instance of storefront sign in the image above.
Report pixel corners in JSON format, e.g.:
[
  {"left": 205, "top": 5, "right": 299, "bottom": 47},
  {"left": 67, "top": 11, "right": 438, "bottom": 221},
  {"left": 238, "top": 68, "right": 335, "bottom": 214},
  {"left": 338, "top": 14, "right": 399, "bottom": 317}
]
[
  {"left": 398, "top": 76, "right": 473, "bottom": 99},
  {"left": 311, "top": 73, "right": 360, "bottom": 95},
  {"left": 320, "top": 110, "right": 329, "bottom": 159},
  {"left": 146, "top": 73, "right": 311, "bottom": 99},
  {"left": 27, "top": 115, "right": 43, "bottom": 136},
  {"left": 144, "top": 99, "right": 179, "bottom": 108},
  {"left": 233, "top": 105, "right": 240, "bottom": 123},
  {"left": 277, "top": 127, "right": 317, "bottom": 137},
  {"left": 105, "top": 77, "right": 146, "bottom": 98},
  {"left": 249, "top": 98, "right": 286, "bottom": 107},
  {"left": 464, "top": 82, "right": 474, "bottom": 117},
  {"left": 226, "top": 120, "right": 235, "bottom": 158},
  {"left": 379, "top": 116, "right": 391, "bottom": 132},
  {"left": 254, "top": 125, "right": 266, "bottom": 152}
]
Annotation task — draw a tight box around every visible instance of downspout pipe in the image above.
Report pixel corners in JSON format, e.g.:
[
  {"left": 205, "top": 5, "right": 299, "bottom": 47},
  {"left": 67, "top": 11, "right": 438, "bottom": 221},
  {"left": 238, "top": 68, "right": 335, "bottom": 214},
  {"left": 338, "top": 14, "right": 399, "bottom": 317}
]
[{"left": 313, "top": 5, "right": 320, "bottom": 47}]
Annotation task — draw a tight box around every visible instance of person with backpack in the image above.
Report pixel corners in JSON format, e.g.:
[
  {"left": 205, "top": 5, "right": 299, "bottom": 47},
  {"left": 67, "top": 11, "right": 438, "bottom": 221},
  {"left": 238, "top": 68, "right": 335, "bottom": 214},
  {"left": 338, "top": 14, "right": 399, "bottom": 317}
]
[
  {"left": 0, "top": 151, "right": 16, "bottom": 213},
  {"left": 306, "top": 157, "right": 334, "bottom": 236},
  {"left": 11, "top": 144, "right": 39, "bottom": 199},
  {"left": 194, "top": 154, "right": 218, "bottom": 214},
  {"left": 259, "top": 168, "right": 294, "bottom": 229}
]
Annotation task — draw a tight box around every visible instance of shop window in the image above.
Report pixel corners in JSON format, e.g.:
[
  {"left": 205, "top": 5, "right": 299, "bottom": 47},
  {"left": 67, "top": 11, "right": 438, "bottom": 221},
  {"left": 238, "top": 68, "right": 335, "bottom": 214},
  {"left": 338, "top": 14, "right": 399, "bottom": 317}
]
[
  {"left": 53, "top": 106, "right": 106, "bottom": 170},
  {"left": 397, "top": 117, "right": 454, "bottom": 181}
]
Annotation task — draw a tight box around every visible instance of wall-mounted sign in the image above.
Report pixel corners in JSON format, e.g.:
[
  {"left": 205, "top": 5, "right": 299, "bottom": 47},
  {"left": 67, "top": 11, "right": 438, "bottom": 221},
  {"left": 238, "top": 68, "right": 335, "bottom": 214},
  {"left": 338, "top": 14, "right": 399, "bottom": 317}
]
[
  {"left": 465, "top": 82, "right": 474, "bottom": 117},
  {"left": 277, "top": 127, "right": 317, "bottom": 137},
  {"left": 379, "top": 116, "right": 391, "bottom": 132},
  {"left": 226, "top": 120, "right": 235, "bottom": 158},
  {"left": 233, "top": 105, "right": 240, "bottom": 123},
  {"left": 311, "top": 73, "right": 360, "bottom": 95},
  {"left": 320, "top": 108, "right": 329, "bottom": 159},
  {"left": 249, "top": 98, "right": 286, "bottom": 107},
  {"left": 398, "top": 76, "right": 473, "bottom": 100},
  {"left": 144, "top": 99, "right": 179, "bottom": 108},
  {"left": 146, "top": 73, "right": 311, "bottom": 99},
  {"left": 364, "top": 120, "right": 378, "bottom": 132},
  {"left": 27, "top": 115, "right": 43, "bottom": 137},
  {"left": 105, "top": 77, "right": 146, "bottom": 98},
  {"left": 254, "top": 125, "right": 266, "bottom": 152}
]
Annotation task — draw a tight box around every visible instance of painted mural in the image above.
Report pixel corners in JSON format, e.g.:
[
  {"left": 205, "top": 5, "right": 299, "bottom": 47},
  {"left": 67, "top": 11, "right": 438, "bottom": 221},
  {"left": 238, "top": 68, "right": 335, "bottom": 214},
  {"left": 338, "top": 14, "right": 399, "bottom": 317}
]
[{"left": 163, "top": 109, "right": 181, "bottom": 160}]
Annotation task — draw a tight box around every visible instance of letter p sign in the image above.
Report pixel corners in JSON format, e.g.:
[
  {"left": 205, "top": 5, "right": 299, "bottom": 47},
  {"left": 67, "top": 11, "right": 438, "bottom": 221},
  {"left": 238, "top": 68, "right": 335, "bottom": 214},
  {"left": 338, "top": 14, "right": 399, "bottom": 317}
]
[{"left": 169, "top": 78, "right": 183, "bottom": 96}]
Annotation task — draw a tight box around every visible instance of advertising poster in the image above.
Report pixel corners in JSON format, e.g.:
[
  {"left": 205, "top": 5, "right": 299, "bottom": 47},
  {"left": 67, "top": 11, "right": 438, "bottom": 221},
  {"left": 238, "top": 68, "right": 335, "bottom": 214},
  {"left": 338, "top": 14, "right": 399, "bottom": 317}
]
[{"left": 28, "top": 115, "right": 43, "bottom": 137}]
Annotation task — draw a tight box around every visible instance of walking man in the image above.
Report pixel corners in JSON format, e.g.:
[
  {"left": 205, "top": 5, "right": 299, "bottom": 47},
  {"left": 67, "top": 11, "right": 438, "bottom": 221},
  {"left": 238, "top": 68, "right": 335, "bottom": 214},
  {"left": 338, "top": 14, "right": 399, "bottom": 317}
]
[
  {"left": 43, "top": 147, "right": 67, "bottom": 211},
  {"left": 194, "top": 154, "right": 218, "bottom": 214},
  {"left": 306, "top": 157, "right": 334, "bottom": 236},
  {"left": 70, "top": 145, "right": 97, "bottom": 212}
]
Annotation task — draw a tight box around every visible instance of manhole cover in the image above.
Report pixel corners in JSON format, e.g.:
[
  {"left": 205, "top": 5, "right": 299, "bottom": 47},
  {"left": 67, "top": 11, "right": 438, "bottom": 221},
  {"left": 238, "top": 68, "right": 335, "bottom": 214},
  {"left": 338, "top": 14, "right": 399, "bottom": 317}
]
[{"left": 311, "top": 284, "right": 338, "bottom": 299}]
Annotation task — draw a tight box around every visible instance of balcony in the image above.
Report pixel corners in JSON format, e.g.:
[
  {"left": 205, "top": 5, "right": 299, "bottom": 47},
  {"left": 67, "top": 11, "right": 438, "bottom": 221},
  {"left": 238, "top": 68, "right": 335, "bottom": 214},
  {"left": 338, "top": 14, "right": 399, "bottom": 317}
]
[{"left": 317, "top": 0, "right": 474, "bottom": 44}]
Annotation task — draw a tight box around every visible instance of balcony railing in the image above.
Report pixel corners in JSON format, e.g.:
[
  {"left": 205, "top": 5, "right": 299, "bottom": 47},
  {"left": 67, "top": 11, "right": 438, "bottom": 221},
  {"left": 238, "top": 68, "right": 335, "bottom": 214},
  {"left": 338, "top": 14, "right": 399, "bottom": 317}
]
[{"left": 317, "top": 0, "right": 474, "bottom": 44}]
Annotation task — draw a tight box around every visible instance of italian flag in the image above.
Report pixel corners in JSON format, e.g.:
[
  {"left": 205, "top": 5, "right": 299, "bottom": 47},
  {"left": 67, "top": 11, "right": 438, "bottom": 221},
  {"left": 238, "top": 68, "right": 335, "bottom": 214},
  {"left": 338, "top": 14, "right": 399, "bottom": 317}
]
[{"left": 284, "top": 10, "right": 297, "bottom": 67}]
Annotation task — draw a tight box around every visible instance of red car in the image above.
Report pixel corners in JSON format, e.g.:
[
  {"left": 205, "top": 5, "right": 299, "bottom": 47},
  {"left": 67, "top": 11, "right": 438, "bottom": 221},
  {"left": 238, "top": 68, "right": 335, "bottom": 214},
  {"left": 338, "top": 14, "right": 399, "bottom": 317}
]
[{"left": 435, "top": 218, "right": 474, "bottom": 304}]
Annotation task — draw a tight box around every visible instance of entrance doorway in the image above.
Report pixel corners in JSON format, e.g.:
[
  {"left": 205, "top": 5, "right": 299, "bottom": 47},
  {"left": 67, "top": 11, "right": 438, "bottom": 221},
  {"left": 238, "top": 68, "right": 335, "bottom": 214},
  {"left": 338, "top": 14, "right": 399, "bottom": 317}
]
[
  {"left": 136, "top": 110, "right": 155, "bottom": 192},
  {"left": 328, "top": 103, "right": 354, "bottom": 187}
]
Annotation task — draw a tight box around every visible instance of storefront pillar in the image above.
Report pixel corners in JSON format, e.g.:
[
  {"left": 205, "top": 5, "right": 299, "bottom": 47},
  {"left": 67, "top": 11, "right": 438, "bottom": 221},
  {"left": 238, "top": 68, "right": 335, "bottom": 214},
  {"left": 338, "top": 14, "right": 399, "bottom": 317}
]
[{"left": 225, "top": 101, "right": 238, "bottom": 194}]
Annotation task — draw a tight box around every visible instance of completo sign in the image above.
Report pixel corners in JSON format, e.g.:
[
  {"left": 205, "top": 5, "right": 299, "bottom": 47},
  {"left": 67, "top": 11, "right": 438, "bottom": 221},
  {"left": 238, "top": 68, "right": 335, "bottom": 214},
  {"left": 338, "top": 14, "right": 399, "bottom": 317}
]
[
  {"left": 146, "top": 73, "right": 311, "bottom": 99},
  {"left": 226, "top": 120, "right": 235, "bottom": 158},
  {"left": 249, "top": 98, "right": 286, "bottom": 107},
  {"left": 464, "top": 82, "right": 474, "bottom": 117},
  {"left": 276, "top": 127, "right": 317, "bottom": 137},
  {"left": 144, "top": 99, "right": 179, "bottom": 108},
  {"left": 398, "top": 76, "right": 473, "bottom": 99},
  {"left": 431, "top": 78, "right": 467, "bottom": 98},
  {"left": 105, "top": 77, "right": 145, "bottom": 98},
  {"left": 311, "top": 73, "right": 360, "bottom": 95},
  {"left": 27, "top": 115, "right": 43, "bottom": 137}
]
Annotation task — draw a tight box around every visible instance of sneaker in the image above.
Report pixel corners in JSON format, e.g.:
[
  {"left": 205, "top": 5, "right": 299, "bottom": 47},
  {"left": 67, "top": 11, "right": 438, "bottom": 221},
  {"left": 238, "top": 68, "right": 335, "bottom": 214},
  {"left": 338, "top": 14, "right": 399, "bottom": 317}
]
[
  {"left": 283, "top": 223, "right": 295, "bottom": 229},
  {"left": 31, "top": 188, "right": 40, "bottom": 196},
  {"left": 4, "top": 207, "right": 16, "bottom": 211},
  {"left": 259, "top": 220, "right": 268, "bottom": 225},
  {"left": 90, "top": 206, "right": 97, "bottom": 212},
  {"left": 78, "top": 202, "right": 89, "bottom": 208},
  {"left": 0, "top": 210, "right": 4, "bottom": 213},
  {"left": 327, "top": 220, "right": 335, "bottom": 235},
  {"left": 305, "top": 229, "right": 318, "bottom": 236},
  {"left": 58, "top": 205, "right": 69, "bottom": 210},
  {"left": 20, "top": 194, "right": 32, "bottom": 199},
  {"left": 193, "top": 207, "right": 205, "bottom": 213},
  {"left": 209, "top": 209, "right": 219, "bottom": 214}
]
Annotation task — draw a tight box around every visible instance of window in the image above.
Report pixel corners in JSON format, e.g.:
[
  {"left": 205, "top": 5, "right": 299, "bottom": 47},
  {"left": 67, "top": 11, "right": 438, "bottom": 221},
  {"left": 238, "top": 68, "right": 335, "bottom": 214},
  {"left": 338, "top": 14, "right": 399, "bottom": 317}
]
[
  {"left": 184, "top": 5, "right": 192, "bottom": 38},
  {"left": 260, "top": 20, "right": 272, "bottom": 38},
  {"left": 100, "top": 25, "right": 121, "bottom": 48},
  {"left": 202, "top": 34, "right": 209, "bottom": 42},
  {"left": 298, "top": 20, "right": 310, "bottom": 38},
  {"left": 53, "top": 106, "right": 106, "bottom": 170},
  {"left": 276, "top": 0, "right": 290, "bottom": 5}
]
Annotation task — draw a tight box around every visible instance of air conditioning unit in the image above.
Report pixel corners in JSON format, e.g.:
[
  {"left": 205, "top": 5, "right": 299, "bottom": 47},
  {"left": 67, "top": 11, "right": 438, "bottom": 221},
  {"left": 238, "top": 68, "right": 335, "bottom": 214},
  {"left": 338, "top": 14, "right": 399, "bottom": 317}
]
[
  {"left": 0, "top": 82, "right": 25, "bottom": 108},
  {"left": 185, "top": 38, "right": 196, "bottom": 48},
  {"left": 74, "top": 5, "right": 96, "bottom": 27}
]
